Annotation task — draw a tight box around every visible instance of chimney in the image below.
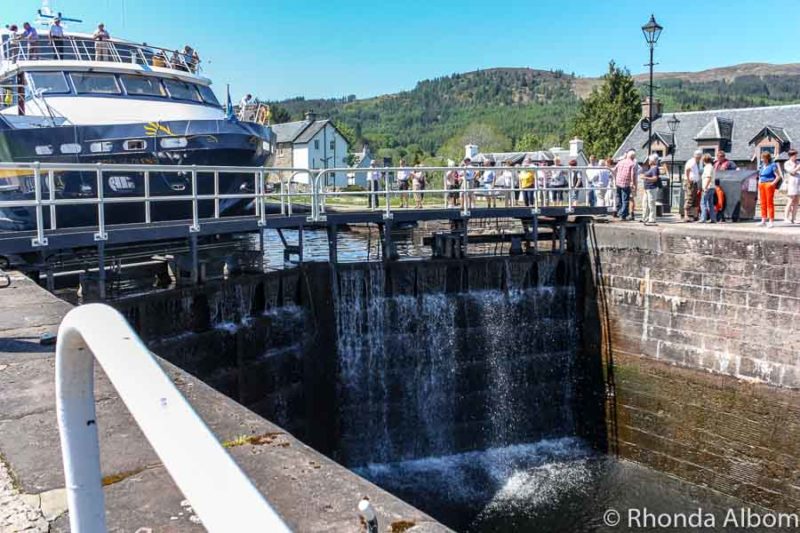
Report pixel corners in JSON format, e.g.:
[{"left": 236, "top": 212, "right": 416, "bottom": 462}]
[
  {"left": 465, "top": 144, "right": 479, "bottom": 161},
  {"left": 305, "top": 111, "right": 317, "bottom": 122},
  {"left": 641, "top": 97, "right": 663, "bottom": 120},
  {"left": 569, "top": 138, "right": 584, "bottom": 158}
]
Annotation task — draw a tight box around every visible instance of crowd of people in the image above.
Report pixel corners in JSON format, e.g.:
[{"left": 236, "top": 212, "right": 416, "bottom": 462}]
[
  {"left": 3, "top": 20, "right": 200, "bottom": 72},
  {"left": 357, "top": 147, "right": 800, "bottom": 229}
]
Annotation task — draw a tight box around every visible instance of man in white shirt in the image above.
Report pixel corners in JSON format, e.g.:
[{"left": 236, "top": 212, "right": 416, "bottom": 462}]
[
  {"left": 238, "top": 94, "right": 252, "bottom": 120},
  {"left": 396, "top": 159, "right": 410, "bottom": 208},
  {"left": 366, "top": 160, "right": 382, "bottom": 209},
  {"left": 50, "top": 18, "right": 65, "bottom": 60},
  {"left": 683, "top": 149, "right": 703, "bottom": 221}
]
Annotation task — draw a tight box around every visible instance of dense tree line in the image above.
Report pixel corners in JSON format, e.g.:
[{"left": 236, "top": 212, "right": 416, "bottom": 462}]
[{"left": 265, "top": 66, "right": 800, "bottom": 162}]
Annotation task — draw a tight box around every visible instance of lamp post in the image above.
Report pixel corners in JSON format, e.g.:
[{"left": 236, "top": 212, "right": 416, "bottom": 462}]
[
  {"left": 642, "top": 14, "right": 663, "bottom": 156},
  {"left": 667, "top": 113, "right": 680, "bottom": 213}
]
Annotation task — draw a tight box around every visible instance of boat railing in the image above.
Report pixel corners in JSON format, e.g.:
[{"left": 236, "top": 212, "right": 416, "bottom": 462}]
[
  {"left": 1, "top": 35, "right": 201, "bottom": 74},
  {"left": 55, "top": 302, "right": 291, "bottom": 532},
  {"left": 0, "top": 161, "right": 615, "bottom": 250}
]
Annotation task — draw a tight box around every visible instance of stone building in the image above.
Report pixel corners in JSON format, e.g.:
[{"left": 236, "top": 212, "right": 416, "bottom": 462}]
[
  {"left": 615, "top": 101, "right": 800, "bottom": 175},
  {"left": 270, "top": 112, "right": 350, "bottom": 187}
]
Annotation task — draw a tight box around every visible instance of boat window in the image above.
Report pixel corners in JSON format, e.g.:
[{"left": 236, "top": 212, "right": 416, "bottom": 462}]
[
  {"left": 123, "top": 139, "right": 147, "bottom": 151},
  {"left": 60, "top": 143, "right": 82, "bottom": 154},
  {"left": 35, "top": 145, "right": 54, "bottom": 155},
  {"left": 70, "top": 73, "right": 121, "bottom": 95},
  {"left": 163, "top": 80, "right": 202, "bottom": 102},
  {"left": 197, "top": 85, "right": 219, "bottom": 105},
  {"left": 27, "top": 72, "right": 70, "bottom": 95},
  {"left": 120, "top": 74, "right": 166, "bottom": 97},
  {"left": 90, "top": 141, "right": 114, "bottom": 153}
]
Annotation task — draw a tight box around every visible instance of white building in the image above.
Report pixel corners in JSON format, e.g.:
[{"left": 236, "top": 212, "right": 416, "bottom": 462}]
[
  {"left": 271, "top": 113, "right": 350, "bottom": 187},
  {"left": 347, "top": 144, "right": 374, "bottom": 188}
]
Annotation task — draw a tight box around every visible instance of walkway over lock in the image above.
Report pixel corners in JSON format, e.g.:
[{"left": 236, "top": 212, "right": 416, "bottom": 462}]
[{"left": 0, "top": 162, "right": 610, "bottom": 296}]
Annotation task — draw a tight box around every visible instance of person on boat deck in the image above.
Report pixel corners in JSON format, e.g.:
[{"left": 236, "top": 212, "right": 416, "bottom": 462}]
[
  {"left": 238, "top": 94, "right": 253, "bottom": 120},
  {"left": 50, "top": 18, "right": 65, "bottom": 60},
  {"left": 20, "top": 23, "right": 38, "bottom": 60},
  {"left": 183, "top": 45, "right": 199, "bottom": 72},
  {"left": 93, "top": 23, "right": 111, "bottom": 61},
  {"left": 151, "top": 50, "right": 168, "bottom": 67}
]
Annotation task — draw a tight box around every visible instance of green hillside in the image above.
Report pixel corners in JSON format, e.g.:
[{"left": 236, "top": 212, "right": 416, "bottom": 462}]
[{"left": 267, "top": 64, "right": 800, "bottom": 162}]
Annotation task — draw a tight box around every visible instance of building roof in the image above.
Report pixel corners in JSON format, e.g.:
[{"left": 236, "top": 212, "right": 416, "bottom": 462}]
[
  {"left": 271, "top": 120, "right": 313, "bottom": 144},
  {"left": 615, "top": 104, "right": 800, "bottom": 162}
]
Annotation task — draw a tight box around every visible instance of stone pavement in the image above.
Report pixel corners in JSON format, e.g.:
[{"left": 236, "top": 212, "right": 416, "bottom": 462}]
[{"left": 0, "top": 272, "right": 449, "bottom": 532}]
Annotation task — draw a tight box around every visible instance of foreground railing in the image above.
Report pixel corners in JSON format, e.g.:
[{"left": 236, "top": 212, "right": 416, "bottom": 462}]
[
  {"left": 0, "top": 162, "right": 615, "bottom": 249},
  {"left": 56, "top": 303, "right": 291, "bottom": 532}
]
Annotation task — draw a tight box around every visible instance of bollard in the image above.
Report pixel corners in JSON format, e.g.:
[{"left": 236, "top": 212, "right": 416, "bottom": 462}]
[{"left": 358, "top": 497, "right": 378, "bottom": 533}]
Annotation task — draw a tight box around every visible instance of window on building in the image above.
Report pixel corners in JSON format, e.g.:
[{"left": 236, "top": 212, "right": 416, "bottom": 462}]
[
  {"left": 120, "top": 75, "right": 166, "bottom": 97},
  {"left": 70, "top": 73, "right": 121, "bottom": 94},
  {"left": 701, "top": 148, "right": 716, "bottom": 157},
  {"left": 163, "top": 80, "right": 202, "bottom": 101},
  {"left": 27, "top": 72, "right": 70, "bottom": 94},
  {"left": 761, "top": 146, "right": 775, "bottom": 156},
  {"left": 314, "top": 140, "right": 320, "bottom": 149},
  {"left": 329, "top": 140, "right": 335, "bottom": 150}
]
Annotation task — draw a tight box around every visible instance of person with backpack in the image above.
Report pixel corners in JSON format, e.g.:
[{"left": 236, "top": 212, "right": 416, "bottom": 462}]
[{"left": 714, "top": 178, "right": 726, "bottom": 222}]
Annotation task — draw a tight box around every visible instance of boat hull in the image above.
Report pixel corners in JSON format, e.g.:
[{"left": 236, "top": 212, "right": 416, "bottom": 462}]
[{"left": 0, "top": 119, "right": 273, "bottom": 231}]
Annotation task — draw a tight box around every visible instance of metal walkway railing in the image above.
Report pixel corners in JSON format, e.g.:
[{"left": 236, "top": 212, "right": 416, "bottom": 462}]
[
  {"left": 0, "top": 161, "right": 613, "bottom": 251},
  {"left": 56, "top": 303, "right": 291, "bottom": 532}
]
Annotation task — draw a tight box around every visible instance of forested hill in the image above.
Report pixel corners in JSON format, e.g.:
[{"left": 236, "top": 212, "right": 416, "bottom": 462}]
[
  {"left": 269, "top": 68, "right": 579, "bottom": 161},
  {"left": 267, "top": 64, "right": 800, "bottom": 162}
]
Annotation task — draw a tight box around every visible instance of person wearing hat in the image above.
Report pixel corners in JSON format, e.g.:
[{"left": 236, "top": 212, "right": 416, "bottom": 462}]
[
  {"left": 683, "top": 149, "right": 703, "bottom": 222},
  {"left": 50, "top": 17, "right": 65, "bottom": 60},
  {"left": 642, "top": 153, "right": 661, "bottom": 225}
]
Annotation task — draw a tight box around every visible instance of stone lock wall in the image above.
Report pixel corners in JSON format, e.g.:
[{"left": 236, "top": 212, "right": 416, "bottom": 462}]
[{"left": 592, "top": 224, "right": 800, "bottom": 511}]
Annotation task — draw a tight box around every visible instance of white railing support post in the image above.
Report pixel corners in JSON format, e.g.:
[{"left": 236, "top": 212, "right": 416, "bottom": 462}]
[
  {"left": 94, "top": 164, "right": 107, "bottom": 242},
  {"left": 190, "top": 166, "right": 200, "bottom": 233},
  {"left": 31, "top": 162, "right": 48, "bottom": 247},
  {"left": 55, "top": 304, "right": 291, "bottom": 533}
]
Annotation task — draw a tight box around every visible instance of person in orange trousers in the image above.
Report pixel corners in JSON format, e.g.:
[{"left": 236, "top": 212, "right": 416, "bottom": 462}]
[{"left": 757, "top": 152, "right": 784, "bottom": 228}]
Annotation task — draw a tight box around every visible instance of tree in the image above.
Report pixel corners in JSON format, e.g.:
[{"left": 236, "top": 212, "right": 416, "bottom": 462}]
[
  {"left": 269, "top": 105, "right": 292, "bottom": 124},
  {"left": 571, "top": 61, "right": 640, "bottom": 158},
  {"left": 514, "top": 132, "right": 542, "bottom": 152},
  {"left": 334, "top": 120, "right": 357, "bottom": 147}
]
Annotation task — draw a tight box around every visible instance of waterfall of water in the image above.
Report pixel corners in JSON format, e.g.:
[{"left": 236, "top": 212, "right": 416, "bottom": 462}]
[{"left": 333, "top": 261, "right": 579, "bottom": 467}]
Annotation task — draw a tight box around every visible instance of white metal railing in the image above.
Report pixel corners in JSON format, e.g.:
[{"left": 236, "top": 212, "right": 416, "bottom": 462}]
[
  {"left": 1, "top": 35, "right": 201, "bottom": 73},
  {"left": 56, "top": 303, "right": 291, "bottom": 532},
  {"left": 0, "top": 162, "right": 616, "bottom": 248}
]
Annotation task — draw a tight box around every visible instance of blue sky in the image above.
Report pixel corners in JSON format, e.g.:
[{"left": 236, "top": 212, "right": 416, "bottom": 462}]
[{"left": 3, "top": 0, "right": 795, "bottom": 100}]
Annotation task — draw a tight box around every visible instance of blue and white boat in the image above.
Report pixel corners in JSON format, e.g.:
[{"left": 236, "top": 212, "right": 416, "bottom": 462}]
[{"left": 0, "top": 6, "right": 273, "bottom": 230}]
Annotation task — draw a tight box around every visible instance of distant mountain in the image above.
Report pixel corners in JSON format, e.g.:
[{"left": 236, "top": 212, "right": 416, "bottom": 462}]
[{"left": 267, "top": 63, "right": 800, "bottom": 160}]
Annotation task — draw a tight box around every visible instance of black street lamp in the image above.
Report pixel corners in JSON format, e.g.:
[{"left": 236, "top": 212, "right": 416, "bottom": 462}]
[
  {"left": 642, "top": 14, "right": 663, "bottom": 156},
  {"left": 667, "top": 113, "right": 680, "bottom": 212}
]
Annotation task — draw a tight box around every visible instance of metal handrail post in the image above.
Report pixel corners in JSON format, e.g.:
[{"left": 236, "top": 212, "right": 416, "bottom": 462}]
[
  {"left": 213, "top": 171, "right": 220, "bottom": 219},
  {"left": 253, "top": 171, "right": 260, "bottom": 220},
  {"left": 190, "top": 166, "right": 199, "bottom": 233},
  {"left": 31, "top": 163, "right": 47, "bottom": 247},
  {"left": 55, "top": 304, "right": 291, "bottom": 533},
  {"left": 47, "top": 170, "right": 57, "bottom": 230},
  {"left": 258, "top": 170, "right": 267, "bottom": 227},
  {"left": 279, "top": 175, "right": 286, "bottom": 216},
  {"left": 384, "top": 177, "right": 392, "bottom": 219},
  {"left": 94, "top": 164, "right": 107, "bottom": 241},
  {"left": 461, "top": 170, "right": 470, "bottom": 217},
  {"left": 143, "top": 171, "right": 151, "bottom": 224}
]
